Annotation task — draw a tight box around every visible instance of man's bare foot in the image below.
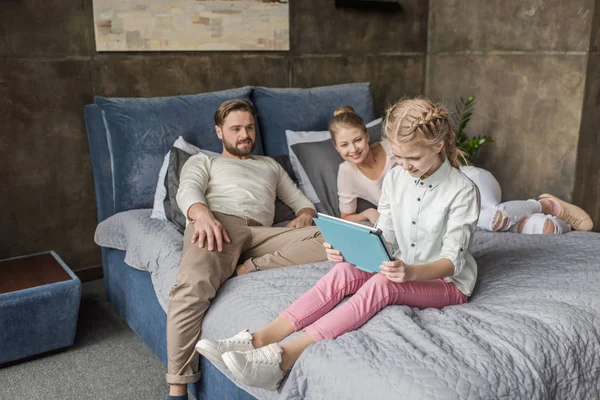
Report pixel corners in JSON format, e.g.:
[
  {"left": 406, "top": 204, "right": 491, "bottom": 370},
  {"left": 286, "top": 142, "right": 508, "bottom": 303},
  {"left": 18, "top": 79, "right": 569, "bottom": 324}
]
[{"left": 236, "top": 264, "right": 249, "bottom": 275}]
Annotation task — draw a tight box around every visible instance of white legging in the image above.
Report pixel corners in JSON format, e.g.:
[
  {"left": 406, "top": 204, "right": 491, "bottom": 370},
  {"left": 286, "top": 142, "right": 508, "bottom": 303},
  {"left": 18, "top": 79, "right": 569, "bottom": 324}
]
[{"left": 459, "top": 166, "right": 568, "bottom": 234}]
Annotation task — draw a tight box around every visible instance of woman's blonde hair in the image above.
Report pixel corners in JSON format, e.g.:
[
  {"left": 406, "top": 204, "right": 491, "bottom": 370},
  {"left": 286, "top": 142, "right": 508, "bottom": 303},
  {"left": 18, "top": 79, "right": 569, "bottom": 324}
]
[
  {"left": 329, "top": 105, "right": 367, "bottom": 144},
  {"left": 382, "top": 97, "right": 467, "bottom": 168}
]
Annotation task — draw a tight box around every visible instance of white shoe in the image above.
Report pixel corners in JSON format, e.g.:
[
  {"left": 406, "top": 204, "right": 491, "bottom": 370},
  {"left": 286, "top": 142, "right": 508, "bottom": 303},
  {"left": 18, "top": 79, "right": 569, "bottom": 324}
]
[
  {"left": 222, "top": 344, "right": 285, "bottom": 391},
  {"left": 195, "top": 329, "right": 255, "bottom": 364}
]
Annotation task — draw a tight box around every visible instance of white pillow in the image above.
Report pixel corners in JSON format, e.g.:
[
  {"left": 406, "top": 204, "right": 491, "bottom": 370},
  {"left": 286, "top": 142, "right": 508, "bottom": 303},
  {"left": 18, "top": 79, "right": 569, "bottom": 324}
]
[
  {"left": 285, "top": 118, "right": 382, "bottom": 206},
  {"left": 151, "top": 137, "right": 219, "bottom": 220}
]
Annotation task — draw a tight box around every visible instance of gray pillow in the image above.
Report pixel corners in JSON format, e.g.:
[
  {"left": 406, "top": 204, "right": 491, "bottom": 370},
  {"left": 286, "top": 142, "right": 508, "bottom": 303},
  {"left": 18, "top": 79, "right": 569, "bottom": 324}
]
[
  {"left": 164, "top": 147, "right": 192, "bottom": 234},
  {"left": 164, "top": 148, "right": 299, "bottom": 233},
  {"left": 290, "top": 121, "right": 383, "bottom": 217}
]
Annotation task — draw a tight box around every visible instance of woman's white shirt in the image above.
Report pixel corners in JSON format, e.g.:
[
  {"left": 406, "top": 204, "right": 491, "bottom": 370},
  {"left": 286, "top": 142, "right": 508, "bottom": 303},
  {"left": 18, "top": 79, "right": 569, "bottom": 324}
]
[{"left": 376, "top": 159, "right": 480, "bottom": 296}]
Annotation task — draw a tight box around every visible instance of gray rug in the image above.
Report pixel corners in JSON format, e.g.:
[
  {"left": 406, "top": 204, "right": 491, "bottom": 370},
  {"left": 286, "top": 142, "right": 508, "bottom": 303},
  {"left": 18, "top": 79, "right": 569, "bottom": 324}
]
[{"left": 0, "top": 279, "right": 169, "bottom": 400}]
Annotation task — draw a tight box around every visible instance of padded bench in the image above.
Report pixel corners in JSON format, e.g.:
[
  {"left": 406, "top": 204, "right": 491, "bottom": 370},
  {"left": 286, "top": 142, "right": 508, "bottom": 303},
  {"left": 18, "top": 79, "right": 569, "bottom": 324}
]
[{"left": 0, "top": 251, "right": 82, "bottom": 365}]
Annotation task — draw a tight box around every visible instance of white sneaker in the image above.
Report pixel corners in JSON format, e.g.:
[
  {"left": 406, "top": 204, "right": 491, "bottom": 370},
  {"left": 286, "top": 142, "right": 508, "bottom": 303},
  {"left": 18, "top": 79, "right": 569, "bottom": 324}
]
[
  {"left": 222, "top": 344, "right": 285, "bottom": 391},
  {"left": 195, "top": 329, "right": 255, "bottom": 364}
]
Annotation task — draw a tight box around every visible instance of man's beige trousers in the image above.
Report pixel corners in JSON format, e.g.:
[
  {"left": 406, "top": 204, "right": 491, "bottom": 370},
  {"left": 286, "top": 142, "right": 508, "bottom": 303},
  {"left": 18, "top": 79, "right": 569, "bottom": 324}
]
[{"left": 166, "top": 212, "right": 326, "bottom": 384}]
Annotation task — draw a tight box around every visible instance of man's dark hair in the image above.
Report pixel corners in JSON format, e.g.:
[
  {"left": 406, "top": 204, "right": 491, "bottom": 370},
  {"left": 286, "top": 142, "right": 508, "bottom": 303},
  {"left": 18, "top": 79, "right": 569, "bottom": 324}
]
[{"left": 214, "top": 99, "right": 256, "bottom": 127}]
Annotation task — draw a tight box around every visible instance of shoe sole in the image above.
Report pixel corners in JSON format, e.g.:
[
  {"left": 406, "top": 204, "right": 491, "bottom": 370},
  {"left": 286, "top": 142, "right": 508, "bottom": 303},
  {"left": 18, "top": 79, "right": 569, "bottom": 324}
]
[
  {"left": 221, "top": 352, "right": 281, "bottom": 391},
  {"left": 538, "top": 193, "right": 593, "bottom": 231},
  {"left": 195, "top": 342, "right": 225, "bottom": 364}
]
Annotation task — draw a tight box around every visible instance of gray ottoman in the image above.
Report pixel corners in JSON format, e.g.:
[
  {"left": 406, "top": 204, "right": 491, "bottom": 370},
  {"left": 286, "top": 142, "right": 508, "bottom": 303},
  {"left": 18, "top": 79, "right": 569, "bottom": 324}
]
[{"left": 0, "top": 251, "right": 82, "bottom": 365}]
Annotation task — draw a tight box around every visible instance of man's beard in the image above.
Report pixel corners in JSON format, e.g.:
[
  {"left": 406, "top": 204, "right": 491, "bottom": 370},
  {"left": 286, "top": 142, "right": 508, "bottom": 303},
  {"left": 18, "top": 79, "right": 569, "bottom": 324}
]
[{"left": 223, "top": 137, "right": 255, "bottom": 157}]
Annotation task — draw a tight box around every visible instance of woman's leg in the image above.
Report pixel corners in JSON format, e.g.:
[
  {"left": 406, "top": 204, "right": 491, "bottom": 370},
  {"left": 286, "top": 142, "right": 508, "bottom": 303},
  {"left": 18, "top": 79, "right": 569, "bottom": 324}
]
[
  {"left": 460, "top": 166, "right": 502, "bottom": 210},
  {"left": 304, "top": 274, "right": 468, "bottom": 342},
  {"left": 509, "top": 213, "right": 571, "bottom": 234},
  {"left": 252, "top": 262, "right": 374, "bottom": 347},
  {"left": 489, "top": 199, "right": 542, "bottom": 231}
]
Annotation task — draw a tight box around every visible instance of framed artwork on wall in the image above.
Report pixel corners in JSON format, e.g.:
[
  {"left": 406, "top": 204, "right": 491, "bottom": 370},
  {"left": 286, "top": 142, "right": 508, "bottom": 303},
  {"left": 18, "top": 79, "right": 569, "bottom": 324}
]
[{"left": 92, "top": 0, "right": 289, "bottom": 52}]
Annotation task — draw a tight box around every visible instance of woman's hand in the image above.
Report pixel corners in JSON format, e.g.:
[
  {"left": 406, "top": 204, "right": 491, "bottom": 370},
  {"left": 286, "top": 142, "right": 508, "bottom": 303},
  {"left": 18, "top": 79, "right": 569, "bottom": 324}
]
[
  {"left": 323, "top": 242, "right": 344, "bottom": 263},
  {"left": 379, "top": 259, "right": 413, "bottom": 283},
  {"left": 361, "top": 208, "right": 380, "bottom": 225}
]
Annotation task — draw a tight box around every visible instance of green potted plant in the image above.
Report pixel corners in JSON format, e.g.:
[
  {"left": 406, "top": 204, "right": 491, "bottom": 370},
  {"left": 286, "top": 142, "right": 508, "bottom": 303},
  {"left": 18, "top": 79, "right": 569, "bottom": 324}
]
[{"left": 452, "top": 96, "right": 493, "bottom": 165}]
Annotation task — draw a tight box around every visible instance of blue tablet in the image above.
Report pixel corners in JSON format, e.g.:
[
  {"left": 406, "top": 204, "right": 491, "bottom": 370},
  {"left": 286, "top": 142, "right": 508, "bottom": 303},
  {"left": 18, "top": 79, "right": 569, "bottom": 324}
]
[{"left": 313, "top": 213, "right": 394, "bottom": 273}]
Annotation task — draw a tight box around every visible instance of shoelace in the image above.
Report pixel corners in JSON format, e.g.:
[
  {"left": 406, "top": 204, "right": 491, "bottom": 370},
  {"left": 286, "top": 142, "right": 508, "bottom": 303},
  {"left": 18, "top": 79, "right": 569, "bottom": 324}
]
[
  {"left": 251, "top": 347, "right": 278, "bottom": 365},
  {"left": 557, "top": 211, "right": 580, "bottom": 229},
  {"left": 220, "top": 334, "right": 251, "bottom": 348}
]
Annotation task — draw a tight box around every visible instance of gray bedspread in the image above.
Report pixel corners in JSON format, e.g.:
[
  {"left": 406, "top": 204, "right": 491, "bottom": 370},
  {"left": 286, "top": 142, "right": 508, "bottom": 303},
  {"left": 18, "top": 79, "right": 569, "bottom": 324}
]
[{"left": 95, "top": 209, "right": 600, "bottom": 400}]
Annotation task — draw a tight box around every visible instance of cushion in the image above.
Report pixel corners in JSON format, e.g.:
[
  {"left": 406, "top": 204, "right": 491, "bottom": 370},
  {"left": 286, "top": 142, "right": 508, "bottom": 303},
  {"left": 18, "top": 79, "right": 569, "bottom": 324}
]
[
  {"left": 287, "top": 118, "right": 383, "bottom": 215},
  {"left": 163, "top": 150, "right": 300, "bottom": 233},
  {"left": 251, "top": 83, "right": 375, "bottom": 157},
  {"left": 95, "top": 87, "right": 263, "bottom": 213},
  {"left": 164, "top": 148, "right": 193, "bottom": 233},
  {"left": 152, "top": 136, "right": 219, "bottom": 220}
]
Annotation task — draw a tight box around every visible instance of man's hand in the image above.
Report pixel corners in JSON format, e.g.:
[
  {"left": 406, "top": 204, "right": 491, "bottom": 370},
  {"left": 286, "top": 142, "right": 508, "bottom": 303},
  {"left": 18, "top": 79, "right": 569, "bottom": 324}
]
[
  {"left": 188, "top": 203, "right": 231, "bottom": 252},
  {"left": 286, "top": 208, "right": 315, "bottom": 229},
  {"left": 361, "top": 208, "right": 380, "bottom": 225},
  {"left": 323, "top": 242, "right": 344, "bottom": 263},
  {"left": 379, "top": 259, "right": 413, "bottom": 283}
]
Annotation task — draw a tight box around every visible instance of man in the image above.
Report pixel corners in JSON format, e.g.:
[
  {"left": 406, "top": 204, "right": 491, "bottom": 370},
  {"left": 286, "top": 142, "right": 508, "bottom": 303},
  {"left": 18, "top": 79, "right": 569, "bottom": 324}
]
[{"left": 167, "top": 99, "right": 327, "bottom": 399}]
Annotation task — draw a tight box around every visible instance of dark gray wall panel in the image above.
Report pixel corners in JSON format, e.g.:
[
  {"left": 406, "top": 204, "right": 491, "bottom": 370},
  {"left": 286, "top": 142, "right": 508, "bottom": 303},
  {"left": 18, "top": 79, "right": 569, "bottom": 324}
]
[
  {"left": 573, "top": 54, "right": 600, "bottom": 230},
  {"left": 0, "top": 0, "right": 91, "bottom": 57},
  {"left": 0, "top": 59, "right": 97, "bottom": 267},
  {"left": 291, "top": 0, "right": 428, "bottom": 54},
  {"left": 427, "top": 54, "right": 586, "bottom": 202},
  {"left": 292, "top": 55, "right": 425, "bottom": 116},
  {"left": 93, "top": 54, "right": 290, "bottom": 97},
  {"left": 430, "top": 0, "right": 593, "bottom": 53}
]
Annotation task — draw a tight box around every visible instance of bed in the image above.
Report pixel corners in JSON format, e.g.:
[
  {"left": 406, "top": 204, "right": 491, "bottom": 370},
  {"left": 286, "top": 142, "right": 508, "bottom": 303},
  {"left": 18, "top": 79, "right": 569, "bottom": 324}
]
[{"left": 86, "top": 84, "right": 600, "bottom": 399}]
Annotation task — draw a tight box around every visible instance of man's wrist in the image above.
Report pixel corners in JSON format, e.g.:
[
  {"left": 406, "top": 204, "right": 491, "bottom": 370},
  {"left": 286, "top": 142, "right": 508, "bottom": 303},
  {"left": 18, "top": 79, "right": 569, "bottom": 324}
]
[
  {"left": 296, "top": 208, "right": 315, "bottom": 219},
  {"left": 187, "top": 202, "right": 209, "bottom": 220}
]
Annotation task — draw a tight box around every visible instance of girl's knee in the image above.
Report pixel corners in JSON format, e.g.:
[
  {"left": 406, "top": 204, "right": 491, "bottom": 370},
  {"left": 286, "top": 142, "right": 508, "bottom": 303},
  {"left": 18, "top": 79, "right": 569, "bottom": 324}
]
[
  {"left": 331, "top": 262, "right": 356, "bottom": 275},
  {"left": 361, "top": 273, "right": 394, "bottom": 292},
  {"left": 328, "top": 262, "right": 369, "bottom": 282}
]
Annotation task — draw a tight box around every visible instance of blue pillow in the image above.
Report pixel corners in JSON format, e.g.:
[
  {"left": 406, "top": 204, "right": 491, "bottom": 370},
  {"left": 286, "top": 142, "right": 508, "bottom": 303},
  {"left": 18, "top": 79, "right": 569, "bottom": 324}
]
[
  {"left": 95, "top": 87, "right": 262, "bottom": 213},
  {"left": 251, "top": 83, "right": 375, "bottom": 157}
]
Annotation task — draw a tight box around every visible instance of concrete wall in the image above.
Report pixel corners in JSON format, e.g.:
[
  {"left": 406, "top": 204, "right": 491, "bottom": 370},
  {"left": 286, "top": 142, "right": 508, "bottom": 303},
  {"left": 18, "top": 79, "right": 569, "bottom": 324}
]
[
  {"left": 573, "top": 0, "right": 600, "bottom": 230},
  {"left": 0, "top": 0, "right": 428, "bottom": 269},
  {"left": 426, "top": 0, "right": 592, "bottom": 204}
]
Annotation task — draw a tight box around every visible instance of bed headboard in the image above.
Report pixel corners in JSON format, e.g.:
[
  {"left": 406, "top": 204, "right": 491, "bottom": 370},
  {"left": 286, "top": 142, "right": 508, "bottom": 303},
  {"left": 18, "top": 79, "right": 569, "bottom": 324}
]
[{"left": 84, "top": 83, "right": 375, "bottom": 223}]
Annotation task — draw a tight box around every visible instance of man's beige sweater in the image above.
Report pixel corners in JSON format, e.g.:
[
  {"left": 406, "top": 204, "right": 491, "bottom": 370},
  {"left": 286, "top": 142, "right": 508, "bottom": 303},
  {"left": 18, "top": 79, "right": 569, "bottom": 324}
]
[{"left": 176, "top": 153, "right": 315, "bottom": 227}]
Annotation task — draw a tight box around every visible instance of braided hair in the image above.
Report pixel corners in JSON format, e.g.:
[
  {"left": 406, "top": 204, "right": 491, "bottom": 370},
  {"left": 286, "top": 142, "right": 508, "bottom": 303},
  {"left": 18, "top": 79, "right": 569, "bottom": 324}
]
[{"left": 382, "top": 98, "right": 467, "bottom": 168}]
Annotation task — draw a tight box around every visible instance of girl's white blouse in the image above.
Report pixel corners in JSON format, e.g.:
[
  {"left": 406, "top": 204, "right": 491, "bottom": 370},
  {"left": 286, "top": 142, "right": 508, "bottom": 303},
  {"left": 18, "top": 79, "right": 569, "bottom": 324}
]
[{"left": 377, "top": 159, "right": 480, "bottom": 296}]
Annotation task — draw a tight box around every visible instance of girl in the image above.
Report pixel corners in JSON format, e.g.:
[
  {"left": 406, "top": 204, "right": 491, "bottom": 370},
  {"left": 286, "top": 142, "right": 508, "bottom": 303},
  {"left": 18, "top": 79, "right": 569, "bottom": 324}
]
[
  {"left": 331, "top": 106, "right": 396, "bottom": 224},
  {"left": 195, "top": 98, "right": 480, "bottom": 390},
  {"left": 460, "top": 165, "right": 593, "bottom": 234}
]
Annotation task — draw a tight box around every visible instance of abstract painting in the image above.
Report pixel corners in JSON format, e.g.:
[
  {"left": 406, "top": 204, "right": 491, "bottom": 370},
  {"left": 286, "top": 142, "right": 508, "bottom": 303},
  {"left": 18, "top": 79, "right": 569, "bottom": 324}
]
[{"left": 92, "top": 0, "right": 289, "bottom": 51}]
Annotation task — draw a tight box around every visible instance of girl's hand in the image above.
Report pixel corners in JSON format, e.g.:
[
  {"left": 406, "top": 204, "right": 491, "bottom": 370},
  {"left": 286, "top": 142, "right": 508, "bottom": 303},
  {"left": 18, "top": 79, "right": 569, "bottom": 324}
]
[
  {"left": 379, "top": 259, "right": 413, "bottom": 283},
  {"left": 361, "top": 208, "right": 380, "bottom": 225},
  {"left": 323, "top": 242, "right": 344, "bottom": 263}
]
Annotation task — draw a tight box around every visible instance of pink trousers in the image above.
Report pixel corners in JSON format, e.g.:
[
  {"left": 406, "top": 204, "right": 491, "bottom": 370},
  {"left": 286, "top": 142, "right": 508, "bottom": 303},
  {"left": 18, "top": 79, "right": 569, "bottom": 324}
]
[{"left": 280, "top": 262, "right": 469, "bottom": 341}]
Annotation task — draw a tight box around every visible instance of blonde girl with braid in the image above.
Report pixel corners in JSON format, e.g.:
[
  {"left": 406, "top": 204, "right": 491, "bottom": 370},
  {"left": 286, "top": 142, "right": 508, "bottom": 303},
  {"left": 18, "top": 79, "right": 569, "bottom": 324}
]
[{"left": 197, "top": 98, "right": 476, "bottom": 391}]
